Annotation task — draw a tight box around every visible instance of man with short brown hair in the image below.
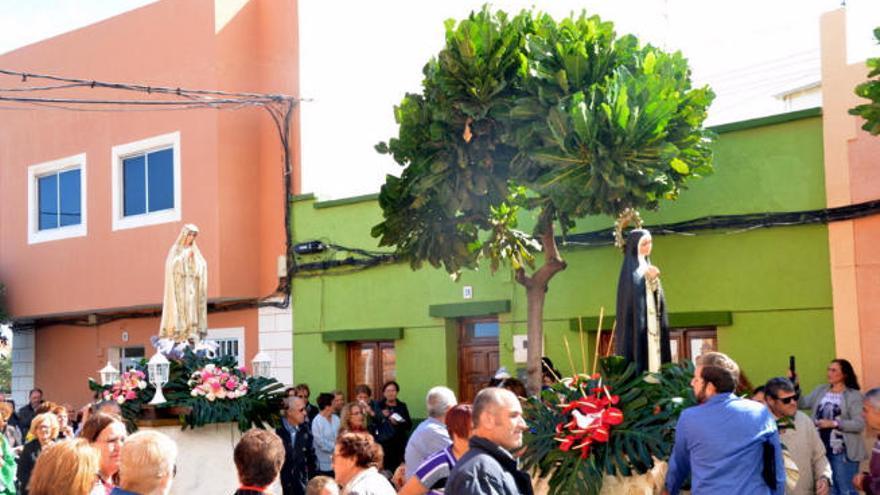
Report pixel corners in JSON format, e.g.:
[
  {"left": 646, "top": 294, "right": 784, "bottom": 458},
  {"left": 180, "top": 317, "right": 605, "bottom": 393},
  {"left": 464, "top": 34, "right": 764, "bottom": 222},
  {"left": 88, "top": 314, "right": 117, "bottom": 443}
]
[
  {"left": 665, "top": 352, "right": 785, "bottom": 495},
  {"left": 234, "top": 428, "right": 286, "bottom": 495}
]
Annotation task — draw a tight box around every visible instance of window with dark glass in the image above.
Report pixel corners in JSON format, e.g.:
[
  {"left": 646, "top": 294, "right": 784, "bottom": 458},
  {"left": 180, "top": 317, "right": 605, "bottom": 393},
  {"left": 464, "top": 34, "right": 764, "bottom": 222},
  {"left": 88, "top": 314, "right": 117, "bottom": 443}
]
[
  {"left": 119, "top": 346, "right": 145, "bottom": 372},
  {"left": 596, "top": 326, "right": 717, "bottom": 364},
  {"left": 37, "top": 168, "right": 81, "bottom": 230},
  {"left": 348, "top": 341, "right": 396, "bottom": 401},
  {"left": 123, "top": 147, "right": 174, "bottom": 216}
]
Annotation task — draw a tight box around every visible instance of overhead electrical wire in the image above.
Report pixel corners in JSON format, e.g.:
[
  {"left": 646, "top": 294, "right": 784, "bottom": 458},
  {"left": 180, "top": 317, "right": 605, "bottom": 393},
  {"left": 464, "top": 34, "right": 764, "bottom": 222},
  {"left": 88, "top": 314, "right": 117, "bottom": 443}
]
[
  {"left": 0, "top": 68, "right": 301, "bottom": 326},
  {"left": 293, "top": 199, "right": 880, "bottom": 275}
]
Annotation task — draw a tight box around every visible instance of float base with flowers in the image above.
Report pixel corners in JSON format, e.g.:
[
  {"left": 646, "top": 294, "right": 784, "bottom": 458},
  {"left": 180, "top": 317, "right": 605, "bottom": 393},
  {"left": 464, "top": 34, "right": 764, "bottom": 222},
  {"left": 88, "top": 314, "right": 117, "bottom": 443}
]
[
  {"left": 88, "top": 342, "right": 286, "bottom": 494},
  {"left": 521, "top": 356, "right": 695, "bottom": 495},
  {"left": 89, "top": 342, "right": 286, "bottom": 432}
]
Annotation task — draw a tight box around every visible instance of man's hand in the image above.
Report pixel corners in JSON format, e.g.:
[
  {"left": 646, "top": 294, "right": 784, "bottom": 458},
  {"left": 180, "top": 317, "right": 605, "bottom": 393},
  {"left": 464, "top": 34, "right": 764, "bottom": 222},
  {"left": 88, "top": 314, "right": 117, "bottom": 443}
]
[
  {"left": 391, "top": 464, "right": 406, "bottom": 488},
  {"left": 853, "top": 473, "right": 865, "bottom": 492},
  {"left": 816, "top": 419, "right": 836, "bottom": 429},
  {"left": 816, "top": 477, "right": 830, "bottom": 495}
]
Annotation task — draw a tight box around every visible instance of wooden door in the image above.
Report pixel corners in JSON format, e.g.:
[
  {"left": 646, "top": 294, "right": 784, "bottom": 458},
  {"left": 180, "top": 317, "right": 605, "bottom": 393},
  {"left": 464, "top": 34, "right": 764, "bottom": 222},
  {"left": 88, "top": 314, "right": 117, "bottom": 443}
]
[
  {"left": 458, "top": 318, "right": 500, "bottom": 403},
  {"left": 347, "top": 341, "right": 396, "bottom": 401}
]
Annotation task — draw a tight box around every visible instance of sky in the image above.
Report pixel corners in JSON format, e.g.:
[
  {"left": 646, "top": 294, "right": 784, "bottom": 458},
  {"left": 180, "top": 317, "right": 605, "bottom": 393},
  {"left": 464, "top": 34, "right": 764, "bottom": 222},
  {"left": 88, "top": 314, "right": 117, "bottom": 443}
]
[{"left": 0, "top": 0, "right": 878, "bottom": 200}]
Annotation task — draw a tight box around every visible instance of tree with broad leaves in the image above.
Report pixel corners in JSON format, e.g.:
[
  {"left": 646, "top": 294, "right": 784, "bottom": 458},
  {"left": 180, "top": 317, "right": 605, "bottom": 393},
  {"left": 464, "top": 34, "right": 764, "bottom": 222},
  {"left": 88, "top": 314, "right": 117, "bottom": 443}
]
[
  {"left": 850, "top": 27, "right": 880, "bottom": 135},
  {"left": 373, "top": 7, "right": 714, "bottom": 393}
]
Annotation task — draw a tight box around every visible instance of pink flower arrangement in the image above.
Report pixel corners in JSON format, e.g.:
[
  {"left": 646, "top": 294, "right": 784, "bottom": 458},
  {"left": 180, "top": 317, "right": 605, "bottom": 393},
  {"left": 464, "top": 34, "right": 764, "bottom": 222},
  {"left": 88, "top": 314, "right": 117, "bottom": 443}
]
[
  {"left": 102, "top": 370, "right": 148, "bottom": 404},
  {"left": 188, "top": 363, "right": 248, "bottom": 401}
]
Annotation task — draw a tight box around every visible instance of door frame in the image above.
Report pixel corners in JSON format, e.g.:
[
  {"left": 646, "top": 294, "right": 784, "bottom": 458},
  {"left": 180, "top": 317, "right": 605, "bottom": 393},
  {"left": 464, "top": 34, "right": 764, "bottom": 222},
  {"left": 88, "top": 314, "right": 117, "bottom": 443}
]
[{"left": 458, "top": 316, "right": 500, "bottom": 403}]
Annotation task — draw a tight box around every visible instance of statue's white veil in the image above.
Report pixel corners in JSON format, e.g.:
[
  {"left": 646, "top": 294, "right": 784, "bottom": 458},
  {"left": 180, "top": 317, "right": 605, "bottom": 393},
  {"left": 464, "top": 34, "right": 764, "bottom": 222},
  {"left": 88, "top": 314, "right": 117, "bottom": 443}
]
[{"left": 159, "top": 224, "right": 208, "bottom": 342}]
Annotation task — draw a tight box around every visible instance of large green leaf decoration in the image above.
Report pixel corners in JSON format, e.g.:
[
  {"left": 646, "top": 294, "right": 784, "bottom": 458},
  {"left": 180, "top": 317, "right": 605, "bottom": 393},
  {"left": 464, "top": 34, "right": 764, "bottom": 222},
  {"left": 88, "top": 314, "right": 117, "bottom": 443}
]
[{"left": 520, "top": 357, "right": 695, "bottom": 495}]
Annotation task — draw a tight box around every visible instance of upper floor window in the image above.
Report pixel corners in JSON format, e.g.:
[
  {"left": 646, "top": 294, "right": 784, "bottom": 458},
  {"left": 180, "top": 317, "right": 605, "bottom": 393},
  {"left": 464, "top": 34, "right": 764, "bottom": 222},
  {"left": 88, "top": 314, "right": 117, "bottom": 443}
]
[
  {"left": 27, "top": 153, "right": 87, "bottom": 244},
  {"left": 111, "top": 132, "right": 181, "bottom": 231}
]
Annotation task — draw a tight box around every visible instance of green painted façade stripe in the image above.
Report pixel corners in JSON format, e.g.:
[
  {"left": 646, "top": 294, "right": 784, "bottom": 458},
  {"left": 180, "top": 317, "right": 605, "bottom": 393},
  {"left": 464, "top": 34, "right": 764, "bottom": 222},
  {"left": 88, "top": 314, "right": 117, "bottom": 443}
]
[
  {"left": 313, "top": 193, "right": 381, "bottom": 209},
  {"left": 709, "top": 107, "right": 821, "bottom": 134},
  {"left": 568, "top": 311, "right": 733, "bottom": 332},
  {"left": 428, "top": 299, "right": 511, "bottom": 318},
  {"left": 321, "top": 327, "right": 404, "bottom": 342}
]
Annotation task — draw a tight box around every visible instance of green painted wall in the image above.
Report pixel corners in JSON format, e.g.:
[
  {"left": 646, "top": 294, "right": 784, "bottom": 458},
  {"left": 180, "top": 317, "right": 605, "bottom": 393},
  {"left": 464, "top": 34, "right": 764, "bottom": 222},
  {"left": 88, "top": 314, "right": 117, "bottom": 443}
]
[{"left": 291, "top": 113, "right": 833, "bottom": 417}]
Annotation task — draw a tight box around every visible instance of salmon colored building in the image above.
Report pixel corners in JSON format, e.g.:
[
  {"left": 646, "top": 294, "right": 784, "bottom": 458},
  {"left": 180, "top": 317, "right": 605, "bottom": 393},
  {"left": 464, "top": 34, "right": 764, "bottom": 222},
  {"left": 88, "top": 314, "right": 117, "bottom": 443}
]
[
  {"left": 0, "top": 0, "right": 300, "bottom": 407},
  {"left": 821, "top": 8, "right": 880, "bottom": 391}
]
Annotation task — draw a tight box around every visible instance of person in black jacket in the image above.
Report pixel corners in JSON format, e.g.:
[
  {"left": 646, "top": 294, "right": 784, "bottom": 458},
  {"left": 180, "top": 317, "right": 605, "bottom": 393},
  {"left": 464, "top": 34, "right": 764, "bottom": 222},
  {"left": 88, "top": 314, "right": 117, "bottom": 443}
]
[
  {"left": 294, "top": 384, "right": 320, "bottom": 423},
  {"left": 276, "top": 396, "right": 317, "bottom": 495},
  {"left": 446, "top": 388, "right": 532, "bottom": 495},
  {"left": 373, "top": 381, "right": 411, "bottom": 474}
]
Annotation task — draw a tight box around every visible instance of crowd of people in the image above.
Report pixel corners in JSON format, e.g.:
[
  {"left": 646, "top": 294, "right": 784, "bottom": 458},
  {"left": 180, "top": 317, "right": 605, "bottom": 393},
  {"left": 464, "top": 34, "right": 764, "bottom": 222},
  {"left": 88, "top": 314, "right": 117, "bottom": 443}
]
[{"left": 0, "top": 355, "right": 876, "bottom": 495}]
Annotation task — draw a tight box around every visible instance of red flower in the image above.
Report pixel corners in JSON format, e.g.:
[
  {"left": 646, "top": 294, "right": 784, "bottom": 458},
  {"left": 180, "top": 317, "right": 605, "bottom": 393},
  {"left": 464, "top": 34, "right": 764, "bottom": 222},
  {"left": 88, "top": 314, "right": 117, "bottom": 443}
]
[{"left": 554, "top": 374, "right": 626, "bottom": 459}]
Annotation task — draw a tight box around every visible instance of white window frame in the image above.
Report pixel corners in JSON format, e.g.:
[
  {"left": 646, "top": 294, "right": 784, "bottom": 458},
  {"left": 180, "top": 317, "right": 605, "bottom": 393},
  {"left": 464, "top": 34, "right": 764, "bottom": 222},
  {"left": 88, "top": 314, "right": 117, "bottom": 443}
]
[
  {"left": 206, "top": 327, "right": 245, "bottom": 367},
  {"left": 111, "top": 131, "right": 181, "bottom": 231},
  {"left": 27, "top": 153, "right": 87, "bottom": 244}
]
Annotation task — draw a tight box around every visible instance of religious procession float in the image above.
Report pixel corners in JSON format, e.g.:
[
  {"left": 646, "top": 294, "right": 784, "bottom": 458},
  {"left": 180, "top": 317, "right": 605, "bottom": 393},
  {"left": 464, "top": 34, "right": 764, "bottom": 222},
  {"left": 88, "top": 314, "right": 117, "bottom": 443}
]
[{"left": 87, "top": 225, "right": 286, "bottom": 493}]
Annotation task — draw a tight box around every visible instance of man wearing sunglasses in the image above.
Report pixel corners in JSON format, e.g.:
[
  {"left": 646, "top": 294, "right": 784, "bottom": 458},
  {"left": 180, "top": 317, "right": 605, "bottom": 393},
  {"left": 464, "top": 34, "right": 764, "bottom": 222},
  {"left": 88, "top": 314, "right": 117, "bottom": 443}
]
[{"left": 765, "top": 377, "right": 832, "bottom": 495}]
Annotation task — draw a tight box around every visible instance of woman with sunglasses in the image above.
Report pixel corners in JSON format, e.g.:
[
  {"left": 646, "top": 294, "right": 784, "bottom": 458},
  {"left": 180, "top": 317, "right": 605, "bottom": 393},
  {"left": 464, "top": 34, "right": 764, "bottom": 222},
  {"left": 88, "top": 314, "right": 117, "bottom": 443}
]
[{"left": 799, "top": 359, "right": 867, "bottom": 495}]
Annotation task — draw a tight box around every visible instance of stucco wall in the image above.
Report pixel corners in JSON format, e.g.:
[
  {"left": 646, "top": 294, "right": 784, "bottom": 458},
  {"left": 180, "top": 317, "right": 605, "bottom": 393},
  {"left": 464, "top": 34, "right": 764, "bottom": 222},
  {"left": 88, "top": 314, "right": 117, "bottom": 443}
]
[{"left": 291, "top": 114, "right": 834, "bottom": 418}]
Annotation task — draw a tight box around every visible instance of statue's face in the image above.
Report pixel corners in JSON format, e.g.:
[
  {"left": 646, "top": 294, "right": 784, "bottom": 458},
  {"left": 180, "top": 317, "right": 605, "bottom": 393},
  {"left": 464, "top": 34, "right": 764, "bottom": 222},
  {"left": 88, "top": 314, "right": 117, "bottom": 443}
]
[
  {"left": 183, "top": 232, "right": 196, "bottom": 247},
  {"left": 638, "top": 235, "right": 652, "bottom": 257}
]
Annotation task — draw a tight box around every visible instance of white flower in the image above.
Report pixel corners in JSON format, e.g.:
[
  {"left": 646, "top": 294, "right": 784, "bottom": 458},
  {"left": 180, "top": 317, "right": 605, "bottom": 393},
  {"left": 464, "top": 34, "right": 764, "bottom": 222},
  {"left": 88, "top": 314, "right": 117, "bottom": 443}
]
[
  {"left": 190, "top": 390, "right": 198, "bottom": 397},
  {"left": 137, "top": 381, "right": 147, "bottom": 390},
  {"left": 116, "top": 395, "right": 125, "bottom": 404}
]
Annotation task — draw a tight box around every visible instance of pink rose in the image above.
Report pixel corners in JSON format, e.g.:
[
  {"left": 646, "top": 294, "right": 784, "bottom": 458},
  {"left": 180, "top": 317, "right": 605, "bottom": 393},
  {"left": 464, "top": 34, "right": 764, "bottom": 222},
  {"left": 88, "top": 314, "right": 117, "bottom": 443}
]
[
  {"left": 225, "top": 379, "right": 237, "bottom": 391},
  {"left": 125, "top": 390, "right": 136, "bottom": 400}
]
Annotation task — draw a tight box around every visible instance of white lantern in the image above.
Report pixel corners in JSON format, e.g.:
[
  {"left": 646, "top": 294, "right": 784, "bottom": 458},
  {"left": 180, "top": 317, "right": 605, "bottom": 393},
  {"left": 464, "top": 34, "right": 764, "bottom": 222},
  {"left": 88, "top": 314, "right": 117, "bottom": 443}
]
[
  {"left": 252, "top": 351, "right": 272, "bottom": 378},
  {"left": 147, "top": 352, "right": 170, "bottom": 405},
  {"left": 99, "top": 361, "right": 120, "bottom": 386}
]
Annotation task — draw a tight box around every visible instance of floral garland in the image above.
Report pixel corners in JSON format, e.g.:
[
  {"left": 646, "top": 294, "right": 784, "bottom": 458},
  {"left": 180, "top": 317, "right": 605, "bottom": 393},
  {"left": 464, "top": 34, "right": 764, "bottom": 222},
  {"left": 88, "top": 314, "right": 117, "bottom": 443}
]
[
  {"left": 555, "top": 374, "right": 624, "bottom": 458},
  {"left": 102, "top": 370, "right": 148, "bottom": 404},
  {"left": 187, "top": 363, "right": 249, "bottom": 401}
]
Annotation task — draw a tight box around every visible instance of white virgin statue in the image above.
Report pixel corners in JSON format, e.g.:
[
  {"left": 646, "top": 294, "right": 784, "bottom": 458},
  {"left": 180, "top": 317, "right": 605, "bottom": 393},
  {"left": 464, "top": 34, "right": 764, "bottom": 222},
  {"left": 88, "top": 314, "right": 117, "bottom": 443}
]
[{"left": 159, "top": 224, "right": 208, "bottom": 343}]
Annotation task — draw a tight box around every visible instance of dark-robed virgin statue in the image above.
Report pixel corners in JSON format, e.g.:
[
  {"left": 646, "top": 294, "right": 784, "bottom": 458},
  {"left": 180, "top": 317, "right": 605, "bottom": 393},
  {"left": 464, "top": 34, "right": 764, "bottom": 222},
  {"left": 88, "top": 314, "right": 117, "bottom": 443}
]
[{"left": 614, "top": 229, "right": 671, "bottom": 374}]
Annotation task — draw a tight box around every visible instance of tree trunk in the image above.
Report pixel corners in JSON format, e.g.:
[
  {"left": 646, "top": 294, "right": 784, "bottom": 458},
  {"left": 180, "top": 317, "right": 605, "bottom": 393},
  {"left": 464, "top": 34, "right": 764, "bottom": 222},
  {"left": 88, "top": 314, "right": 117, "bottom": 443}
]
[{"left": 515, "top": 223, "right": 567, "bottom": 395}]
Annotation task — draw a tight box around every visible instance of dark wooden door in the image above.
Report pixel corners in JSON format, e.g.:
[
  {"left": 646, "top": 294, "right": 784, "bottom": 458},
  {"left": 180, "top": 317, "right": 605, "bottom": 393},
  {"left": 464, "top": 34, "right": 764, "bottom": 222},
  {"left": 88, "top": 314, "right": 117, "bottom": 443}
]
[
  {"left": 347, "top": 341, "right": 396, "bottom": 401},
  {"left": 458, "top": 318, "right": 500, "bottom": 403}
]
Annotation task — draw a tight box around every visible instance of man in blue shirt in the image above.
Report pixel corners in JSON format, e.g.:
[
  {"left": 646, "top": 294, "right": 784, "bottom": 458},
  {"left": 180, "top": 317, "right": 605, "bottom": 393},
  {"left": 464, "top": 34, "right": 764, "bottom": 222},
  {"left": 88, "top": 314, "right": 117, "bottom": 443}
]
[{"left": 664, "top": 352, "right": 785, "bottom": 495}]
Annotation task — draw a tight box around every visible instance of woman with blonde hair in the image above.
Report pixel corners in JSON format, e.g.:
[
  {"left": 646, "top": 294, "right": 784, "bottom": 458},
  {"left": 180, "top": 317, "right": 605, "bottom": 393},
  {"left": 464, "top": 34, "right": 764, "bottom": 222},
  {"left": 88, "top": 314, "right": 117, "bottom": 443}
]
[
  {"left": 28, "top": 439, "right": 100, "bottom": 495},
  {"left": 339, "top": 402, "right": 369, "bottom": 437},
  {"left": 0, "top": 403, "right": 15, "bottom": 494},
  {"left": 17, "top": 412, "right": 59, "bottom": 495}
]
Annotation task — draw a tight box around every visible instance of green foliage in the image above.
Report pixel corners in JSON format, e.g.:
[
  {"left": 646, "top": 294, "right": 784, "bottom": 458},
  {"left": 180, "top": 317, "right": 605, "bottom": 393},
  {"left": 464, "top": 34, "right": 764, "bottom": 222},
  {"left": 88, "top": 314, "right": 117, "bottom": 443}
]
[
  {"left": 850, "top": 27, "right": 880, "bottom": 135},
  {"left": 520, "top": 356, "right": 695, "bottom": 495},
  {"left": 162, "top": 348, "right": 285, "bottom": 432},
  {"left": 89, "top": 362, "right": 153, "bottom": 432},
  {"left": 0, "top": 357, "right": 10, "bottom": 394},
  {"left": 373, "top": 7, "right": 714, "bottom": 274},
  {"left": 89, "top": 349, "right": 286, "bottom": 433}
]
